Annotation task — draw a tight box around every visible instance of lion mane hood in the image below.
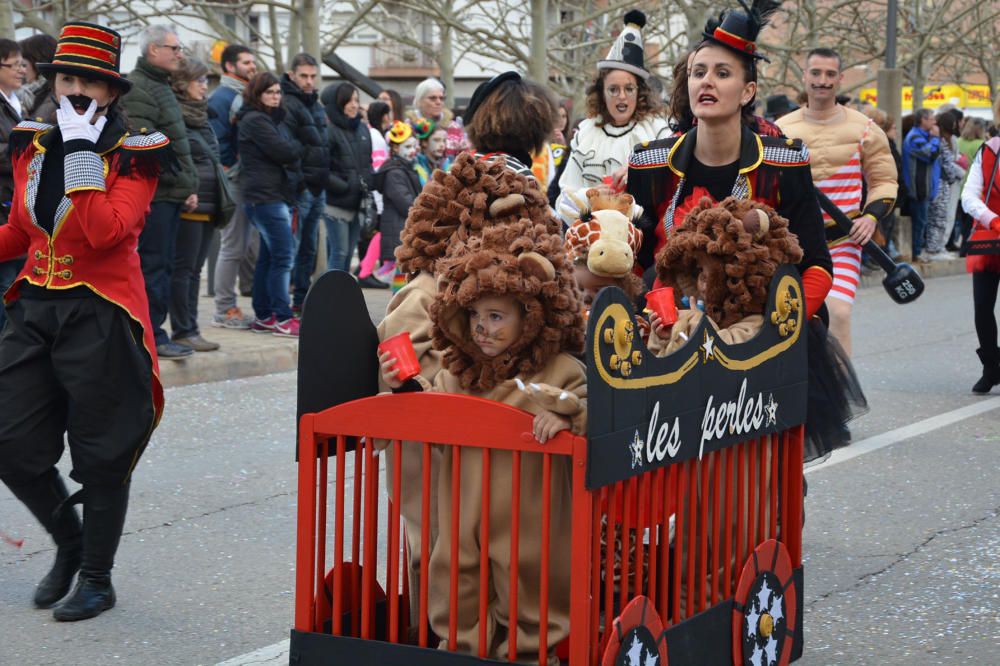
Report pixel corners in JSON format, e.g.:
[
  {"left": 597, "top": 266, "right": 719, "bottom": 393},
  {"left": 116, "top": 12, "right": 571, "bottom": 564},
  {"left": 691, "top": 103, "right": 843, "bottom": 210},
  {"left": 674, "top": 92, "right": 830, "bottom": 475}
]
[{"left": 430, "top": 218, "right": 584, "bottom": 392}]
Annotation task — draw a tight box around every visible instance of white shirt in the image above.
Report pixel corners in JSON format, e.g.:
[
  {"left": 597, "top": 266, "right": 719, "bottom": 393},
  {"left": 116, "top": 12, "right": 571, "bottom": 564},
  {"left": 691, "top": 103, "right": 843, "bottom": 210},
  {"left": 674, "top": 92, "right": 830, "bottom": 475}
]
[
  {"left": 961, "top": 137, "right": 1000, "bottom": 229},
  {"left": 2, "top": 88, "right": 21, "bottom": 118}
]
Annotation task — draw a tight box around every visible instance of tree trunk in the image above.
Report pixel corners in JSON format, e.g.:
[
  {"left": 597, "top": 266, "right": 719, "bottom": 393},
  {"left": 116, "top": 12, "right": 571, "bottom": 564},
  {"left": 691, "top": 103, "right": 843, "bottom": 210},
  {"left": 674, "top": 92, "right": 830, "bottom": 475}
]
[
  {"left": 439, "top": 23, "right": 455, "bottom": 108},
  {"left": 268, "top": 4, "right": 285, "bottom": 73},
  {"left": 287, "top": 7, "right": 302, "bottom": 67},
  {"left": 301, "top": 0, "right": 322, "bottom": 60},
  {"left": 0, "top": 0, "right": 14, "bottom": 41},
  {"left": 529, "top": 0, "right": 548, "bottom": 82}
]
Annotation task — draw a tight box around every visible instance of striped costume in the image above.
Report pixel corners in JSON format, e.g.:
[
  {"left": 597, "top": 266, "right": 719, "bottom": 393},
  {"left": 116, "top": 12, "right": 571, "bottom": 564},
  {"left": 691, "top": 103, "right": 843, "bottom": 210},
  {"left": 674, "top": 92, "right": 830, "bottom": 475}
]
[{"left": 777, "top": 105, "right": 897, "bottom": 303}]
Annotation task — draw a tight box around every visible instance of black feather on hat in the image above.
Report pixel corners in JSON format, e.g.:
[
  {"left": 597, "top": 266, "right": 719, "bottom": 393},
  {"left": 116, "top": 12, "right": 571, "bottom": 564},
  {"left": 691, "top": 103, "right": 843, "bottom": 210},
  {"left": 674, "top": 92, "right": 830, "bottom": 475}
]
[{"left": 702, "top": 0, "right": 781, "bottom": 63}]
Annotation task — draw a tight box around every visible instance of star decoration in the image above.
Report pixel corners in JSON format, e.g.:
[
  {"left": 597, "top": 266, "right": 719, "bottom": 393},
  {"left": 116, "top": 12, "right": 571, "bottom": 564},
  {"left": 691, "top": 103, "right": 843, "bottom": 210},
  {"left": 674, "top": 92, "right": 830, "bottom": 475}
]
[
  {"left": 702, "top": 331, "right": 716, "bottom": 362},
  {"left": 630, "top": 429, "right": 645, "bottom": 469},
  {"left": 765, "top": 394, "right": 778, "bottom": 426}
]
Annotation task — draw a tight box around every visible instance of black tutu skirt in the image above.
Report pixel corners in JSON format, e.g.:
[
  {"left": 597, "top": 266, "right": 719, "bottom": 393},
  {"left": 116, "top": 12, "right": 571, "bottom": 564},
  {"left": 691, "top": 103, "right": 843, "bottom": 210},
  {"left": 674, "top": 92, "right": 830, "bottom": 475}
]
[{"left": 804, "top": 318, "right": 868, "bottom": 464}]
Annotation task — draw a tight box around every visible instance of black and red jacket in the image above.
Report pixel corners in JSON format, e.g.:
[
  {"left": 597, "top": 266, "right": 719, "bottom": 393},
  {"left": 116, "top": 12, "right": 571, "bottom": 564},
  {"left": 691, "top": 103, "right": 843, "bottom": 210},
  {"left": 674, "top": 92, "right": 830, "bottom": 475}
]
[{"left": 628, "top": 125, "right": 834, "bottom": 317}]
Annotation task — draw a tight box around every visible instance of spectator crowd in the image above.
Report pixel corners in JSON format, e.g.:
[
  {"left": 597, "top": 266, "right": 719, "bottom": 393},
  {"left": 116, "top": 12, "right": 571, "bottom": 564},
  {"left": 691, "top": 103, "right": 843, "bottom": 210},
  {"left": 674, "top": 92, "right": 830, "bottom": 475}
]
[{"left": 1, "top": 22, "right": 998, "bottom": 356}]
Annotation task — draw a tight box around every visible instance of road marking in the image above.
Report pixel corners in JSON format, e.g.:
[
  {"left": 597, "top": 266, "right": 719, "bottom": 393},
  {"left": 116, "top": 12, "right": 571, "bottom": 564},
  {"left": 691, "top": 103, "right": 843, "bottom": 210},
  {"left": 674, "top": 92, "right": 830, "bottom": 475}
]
[
  {"left": 807, "top": 396, "right": 1000, "bottom": 474},
  {"left": 216, "top": 639, "right": 289, "bottom": 666},
  {"left": 218, "top": 398, "right": 1000, "bottom": 665}
]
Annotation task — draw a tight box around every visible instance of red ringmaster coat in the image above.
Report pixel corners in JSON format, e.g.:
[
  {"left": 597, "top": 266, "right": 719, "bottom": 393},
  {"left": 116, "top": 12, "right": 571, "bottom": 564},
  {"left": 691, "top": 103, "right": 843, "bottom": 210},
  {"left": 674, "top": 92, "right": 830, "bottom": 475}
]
[{"left": 0, "top": 119, "right": 168, "bottom": 426}]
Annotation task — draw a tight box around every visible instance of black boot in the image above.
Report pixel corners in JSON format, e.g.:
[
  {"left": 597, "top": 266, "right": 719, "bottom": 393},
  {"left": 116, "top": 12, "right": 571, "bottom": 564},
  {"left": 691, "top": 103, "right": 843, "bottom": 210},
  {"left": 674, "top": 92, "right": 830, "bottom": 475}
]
[
  {"left": 972, "top": 348, "right": 1000, "bottom": 394},
  {"left": 3, "top": 469, "right": 83, "bottom": 608},
  {"left": 53, "top": 484, "right": 129, "bottom": 622}
]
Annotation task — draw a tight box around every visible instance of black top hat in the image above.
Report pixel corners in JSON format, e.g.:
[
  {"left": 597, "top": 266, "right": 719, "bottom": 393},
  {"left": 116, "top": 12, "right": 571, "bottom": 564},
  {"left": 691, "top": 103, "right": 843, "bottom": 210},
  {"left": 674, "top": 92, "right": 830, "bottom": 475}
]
[
  {"left": 765, "top": 94, "right": 798, "bottom": 119},
  {"left": 702, "top": 0, "right": 781, "bottom": 64},
  {"left": 38, "top": 22, "right": 132, "bottom": 93}
]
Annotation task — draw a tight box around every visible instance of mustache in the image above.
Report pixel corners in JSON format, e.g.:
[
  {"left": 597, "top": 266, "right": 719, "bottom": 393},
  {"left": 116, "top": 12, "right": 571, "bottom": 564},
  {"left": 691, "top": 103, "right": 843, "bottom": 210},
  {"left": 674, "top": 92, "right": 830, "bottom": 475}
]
[
  {"left": 65, "top": 94, "right": 109, "bottom": 112},
  {"left": 810, "top": 85, "right": 834, "bottom": 90}
]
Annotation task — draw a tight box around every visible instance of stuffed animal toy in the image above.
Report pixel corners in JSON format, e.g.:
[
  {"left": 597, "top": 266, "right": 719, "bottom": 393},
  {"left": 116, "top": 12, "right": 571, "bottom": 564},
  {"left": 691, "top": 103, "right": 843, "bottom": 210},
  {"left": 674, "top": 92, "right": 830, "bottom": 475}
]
[{"left": 655, "top": 195, "right": 803, "bottom": 331}]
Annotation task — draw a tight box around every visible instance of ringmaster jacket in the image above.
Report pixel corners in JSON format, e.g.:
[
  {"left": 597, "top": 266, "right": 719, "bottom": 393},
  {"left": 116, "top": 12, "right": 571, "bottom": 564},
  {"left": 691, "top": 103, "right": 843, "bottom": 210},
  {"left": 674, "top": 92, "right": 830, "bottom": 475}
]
[{"left": 0, "top": 118, "right": 172, "bottom": 425}]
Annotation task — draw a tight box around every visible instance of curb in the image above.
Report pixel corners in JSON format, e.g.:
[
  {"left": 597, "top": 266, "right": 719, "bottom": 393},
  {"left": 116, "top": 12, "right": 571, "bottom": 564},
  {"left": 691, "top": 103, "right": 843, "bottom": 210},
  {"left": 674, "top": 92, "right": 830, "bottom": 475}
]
[
  {"left": 166, "top": 263, "right": 963, "bottom": 390},
  {"left": 858, "top": 256, "right": 965, "bottom": 289}
]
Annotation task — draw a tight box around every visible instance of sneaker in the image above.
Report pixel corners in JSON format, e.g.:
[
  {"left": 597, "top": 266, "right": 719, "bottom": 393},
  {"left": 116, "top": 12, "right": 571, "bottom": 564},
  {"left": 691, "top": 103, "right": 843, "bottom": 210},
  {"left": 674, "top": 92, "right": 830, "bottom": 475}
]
[
  {"left": 358, "top": 275, "right": 389, "bottom": 289},
  {"left": 211, "top": 307, "right": 253, "bottom": 330},
  {"left": 156, "top": 341, "right": 194, "bottom": 360},
  {"left": 374, "top": 262, "right": 396, "bottom": 284},
  {"left": 928, "top": 251, "right": 955, "bottom": 261},
  {"left": 250, "top": 315, "right": 277, "bottom": 333},
  {"left": 174, "top": 334, "right": 221, "bottom": 352},
  {"left": 273, "top": 317, "right": 300, "bottom": 338}
]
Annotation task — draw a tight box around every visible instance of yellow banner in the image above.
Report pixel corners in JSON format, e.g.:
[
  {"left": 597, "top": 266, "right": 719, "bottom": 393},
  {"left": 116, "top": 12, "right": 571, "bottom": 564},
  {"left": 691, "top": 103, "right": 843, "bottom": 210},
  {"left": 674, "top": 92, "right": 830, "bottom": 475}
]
[{"left": 860, "top": 84, "right": 993, "bottom": 110}]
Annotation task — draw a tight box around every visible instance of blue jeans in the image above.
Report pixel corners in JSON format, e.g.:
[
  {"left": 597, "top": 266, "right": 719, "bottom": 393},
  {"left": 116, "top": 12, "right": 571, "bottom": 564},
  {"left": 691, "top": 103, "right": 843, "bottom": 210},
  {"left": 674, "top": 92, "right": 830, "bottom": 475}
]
[
  {"left": 324, "top": 210, "right": 360, "bottom": 273},
  {"left": 292, "top": 189, "right": 325, "bottom": 307},
  {"left": 245, "top": 202, "right": 294, "bottom": 321},
  {"left": 909, "top": 197, "right": 930, "bottom": 258}
]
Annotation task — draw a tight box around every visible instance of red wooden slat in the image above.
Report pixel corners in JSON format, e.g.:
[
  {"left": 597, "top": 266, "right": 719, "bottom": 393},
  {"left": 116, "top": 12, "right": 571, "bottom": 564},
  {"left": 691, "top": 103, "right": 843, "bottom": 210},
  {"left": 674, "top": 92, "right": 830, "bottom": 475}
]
[
  {"left": 388, "top": 441, "right": 402, "bottom": 643},
  {"left": 419, "top": 442, "right": 431, "bottom": 647},
  {"left": 508, "top": 450, "right": 521, "bottom": 661},
  {"left": 294, "top": 416, "right": 317, "bottom": 632},
  {"left": 539, "top": 453, "right": 552, "bottom": 666},
  {"left": 478, "top": 449, "right": 491, "bottom": 658},
  {"left": 448, "top": 446, "right": 461, "bottom": 651},
  {"left": 333, "top": 435, "right": 346, "bottom": 635}
]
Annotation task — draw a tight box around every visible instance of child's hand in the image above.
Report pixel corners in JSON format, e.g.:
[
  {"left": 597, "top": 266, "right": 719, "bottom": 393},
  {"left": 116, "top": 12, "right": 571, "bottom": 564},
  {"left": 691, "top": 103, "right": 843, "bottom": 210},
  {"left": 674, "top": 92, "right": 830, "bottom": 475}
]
[
  {"left": 379, "top": 350, "right": 403, "bottom": 389},
  {"left": 533, "top": 410, "right": 571, "bottom": 444},
  {"left": 648, "top": 310, "right": 672, "bottom": 340}
]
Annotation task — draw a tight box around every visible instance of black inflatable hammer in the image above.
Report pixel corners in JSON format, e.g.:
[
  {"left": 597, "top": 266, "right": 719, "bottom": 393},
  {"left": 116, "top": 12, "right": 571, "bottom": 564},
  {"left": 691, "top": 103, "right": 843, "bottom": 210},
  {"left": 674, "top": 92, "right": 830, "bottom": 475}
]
[{"left": 815, "top": 192, "right": 924, "bottom": 305}]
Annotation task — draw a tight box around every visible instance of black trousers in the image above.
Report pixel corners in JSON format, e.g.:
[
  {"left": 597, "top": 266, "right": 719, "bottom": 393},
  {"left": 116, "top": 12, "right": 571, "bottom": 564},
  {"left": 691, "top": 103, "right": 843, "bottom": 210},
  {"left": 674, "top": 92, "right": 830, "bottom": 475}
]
[
  {"left": 973, "top": 271, "right": 1000, "bottom": 352},
  {"left": 169, "top": 219, "right": 214, "bottom": 340},
  {"left": 0, "top": 297, "right": 156, "bottom": 487},
  {"left": 138, "top": 201, "right": 182, "bottom": 346}
]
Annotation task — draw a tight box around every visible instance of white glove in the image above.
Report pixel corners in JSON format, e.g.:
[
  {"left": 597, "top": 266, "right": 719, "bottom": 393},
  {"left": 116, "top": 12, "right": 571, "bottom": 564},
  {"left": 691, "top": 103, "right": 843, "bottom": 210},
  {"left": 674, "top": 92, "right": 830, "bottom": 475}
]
[{"left": 57, "top": 97, "right": 107, "bottom": 144}]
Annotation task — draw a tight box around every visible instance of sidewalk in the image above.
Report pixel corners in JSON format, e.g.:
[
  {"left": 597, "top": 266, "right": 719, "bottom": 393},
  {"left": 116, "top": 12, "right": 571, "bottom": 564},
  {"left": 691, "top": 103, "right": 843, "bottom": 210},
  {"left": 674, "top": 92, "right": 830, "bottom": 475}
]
[
  {"left": 162, "top": 257, "right": 967, "bottom": 388},
  {"left": 157, "top": 282, "right": 393, "bottom": 388}
]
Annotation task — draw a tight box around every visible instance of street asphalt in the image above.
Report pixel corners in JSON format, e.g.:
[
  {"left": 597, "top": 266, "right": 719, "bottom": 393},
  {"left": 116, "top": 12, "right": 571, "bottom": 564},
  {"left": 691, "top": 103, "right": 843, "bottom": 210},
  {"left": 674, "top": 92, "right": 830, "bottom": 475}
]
[{"left": 1, "top": 273, "right": 998, "bottom": 665}]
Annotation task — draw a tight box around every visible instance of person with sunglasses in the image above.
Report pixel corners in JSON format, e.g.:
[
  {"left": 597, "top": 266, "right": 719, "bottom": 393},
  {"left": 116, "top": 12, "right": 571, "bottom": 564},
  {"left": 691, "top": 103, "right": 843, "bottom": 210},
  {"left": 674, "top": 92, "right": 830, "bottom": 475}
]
[
  {"left": 121, "top": 24, "right": 199, "bottom": 360},
  {"left": 555, "top": 10, "right": 669, "bottom": 223}
]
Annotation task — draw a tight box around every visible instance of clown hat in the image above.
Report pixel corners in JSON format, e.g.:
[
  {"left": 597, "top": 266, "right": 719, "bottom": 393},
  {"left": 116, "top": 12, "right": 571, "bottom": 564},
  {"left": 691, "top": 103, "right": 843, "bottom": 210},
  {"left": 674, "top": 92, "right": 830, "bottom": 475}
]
[
  {"left": 39, "top": 22, "right": 131, "bottom": 92},
  {"left": 702, "top": 0, "right": 781, "bottom": 63},
  {"left": 387, "top": 120, "right": 413, "bottom": 144},
  {"left": 597, "top": 10, "right": 649, "bottom": 80},
  {"left": 410, "top": 116, "right": 435, "bottom": 141}
]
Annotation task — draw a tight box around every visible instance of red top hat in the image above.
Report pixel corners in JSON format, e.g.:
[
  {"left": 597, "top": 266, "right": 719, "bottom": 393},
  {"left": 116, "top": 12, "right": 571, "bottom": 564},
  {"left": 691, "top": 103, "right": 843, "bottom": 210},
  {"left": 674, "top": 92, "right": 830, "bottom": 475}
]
[{"left": 38, "top": 22, "right": 132, "bottom": 93}]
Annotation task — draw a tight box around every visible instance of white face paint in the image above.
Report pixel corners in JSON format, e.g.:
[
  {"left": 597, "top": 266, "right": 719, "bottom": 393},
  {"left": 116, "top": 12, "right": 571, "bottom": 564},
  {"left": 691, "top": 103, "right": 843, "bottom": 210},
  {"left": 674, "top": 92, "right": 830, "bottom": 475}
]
[{"left": 396, "top": 136, "right": 419, "bottom": 161}]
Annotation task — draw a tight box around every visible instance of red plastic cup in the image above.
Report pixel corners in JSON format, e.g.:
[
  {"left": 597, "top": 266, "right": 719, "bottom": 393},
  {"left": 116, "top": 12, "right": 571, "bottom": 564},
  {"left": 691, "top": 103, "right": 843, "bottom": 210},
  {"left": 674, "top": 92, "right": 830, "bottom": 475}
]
[
  {"left": 378, "top": 332, "right": 420, "bottom": 382},
  {"left": 645, "top": 287, "right": 678, "bottom": 326}
]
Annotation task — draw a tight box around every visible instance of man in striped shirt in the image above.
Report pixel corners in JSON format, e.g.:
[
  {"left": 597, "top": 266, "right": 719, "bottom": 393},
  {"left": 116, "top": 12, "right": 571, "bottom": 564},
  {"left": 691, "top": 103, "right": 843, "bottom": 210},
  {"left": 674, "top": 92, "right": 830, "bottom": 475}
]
[{"left": 777, "top": 48, "right": 897, "bottom": 356}]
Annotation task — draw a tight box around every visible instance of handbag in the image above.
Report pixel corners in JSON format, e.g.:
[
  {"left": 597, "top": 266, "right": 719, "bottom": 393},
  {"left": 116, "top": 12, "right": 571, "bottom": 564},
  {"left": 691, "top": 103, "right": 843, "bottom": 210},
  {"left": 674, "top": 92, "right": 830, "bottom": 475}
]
[
  {"left": 358, "top": 181, "right": 378, "bottom": 239},
  {"left": 214, "top": 160, "right": 237, "bottom": 228}
]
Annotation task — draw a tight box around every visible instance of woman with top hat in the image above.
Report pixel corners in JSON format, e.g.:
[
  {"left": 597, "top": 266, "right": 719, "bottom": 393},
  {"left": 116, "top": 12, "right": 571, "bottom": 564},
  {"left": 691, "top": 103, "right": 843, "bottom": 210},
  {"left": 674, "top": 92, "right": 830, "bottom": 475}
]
[
  {"left": 556, "top": 10, "right": 669, "bottom": 222},
  {"left": 628, "top": 2, "right": 865, "bottom": 461},
  {"left": 0, "top": 22, "right": 171, "bottom": 621}
]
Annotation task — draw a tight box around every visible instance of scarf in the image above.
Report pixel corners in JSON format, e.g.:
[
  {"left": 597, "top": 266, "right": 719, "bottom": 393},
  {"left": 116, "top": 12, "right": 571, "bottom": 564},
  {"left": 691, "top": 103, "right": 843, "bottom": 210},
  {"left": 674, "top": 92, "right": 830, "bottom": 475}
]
[{"left": 178, "top": 96, "right": 209, "bottom": 128}]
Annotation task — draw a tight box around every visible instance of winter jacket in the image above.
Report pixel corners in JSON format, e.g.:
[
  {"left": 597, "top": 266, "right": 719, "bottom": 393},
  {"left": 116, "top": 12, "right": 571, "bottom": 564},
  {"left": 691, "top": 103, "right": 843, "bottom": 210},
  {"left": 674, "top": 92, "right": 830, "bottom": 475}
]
[
  {"left": 121, "top": 56, "right": 198, "bottom": 203},
  {"left": 280, "top": 74, "right": 329, "bottom": 195},
  {"left": 0, "top": 92, "right": 21, "bottom": 206},
  {"left": 207, "top": 75, "right": 246, "bottom": 167},
  {"left": 374, "top": 155, "right": 421, "bottom": 259},
  {"left": 321, "top": 83, "right": 373, "bottom": 211},
  {"left": 178, "top": 98, "right": 228, "bottom": 225},
  {"left": 236, "top": 105, "right": 302, "bottom": 205},
  {"left": 16, "top": 77, "right": 56, "bottom": 123},
  {"left": 901, "top": 126, "right": 941, "bottom": 202}
]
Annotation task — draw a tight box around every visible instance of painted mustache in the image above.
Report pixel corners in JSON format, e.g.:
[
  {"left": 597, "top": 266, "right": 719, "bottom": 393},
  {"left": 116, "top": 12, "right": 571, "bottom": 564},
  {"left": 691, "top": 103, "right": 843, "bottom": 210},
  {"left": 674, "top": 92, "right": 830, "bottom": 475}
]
[{"left": 66, "top": 94, "right": 109, "bottom": 113}]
